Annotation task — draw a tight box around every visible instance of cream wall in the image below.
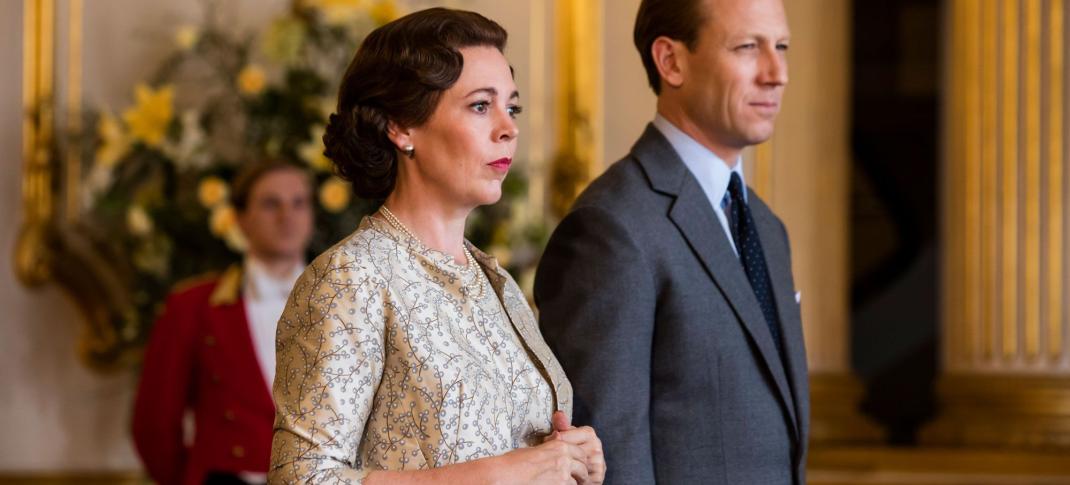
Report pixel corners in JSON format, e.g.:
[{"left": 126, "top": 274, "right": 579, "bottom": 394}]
[{"left": 602, "top": 0, "right": 657, "bottom": 163}]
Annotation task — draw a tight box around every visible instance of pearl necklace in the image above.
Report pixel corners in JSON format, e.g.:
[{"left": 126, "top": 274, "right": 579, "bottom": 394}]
[{"left": 379, "top": 205, "right": 486, "bottom": 299}]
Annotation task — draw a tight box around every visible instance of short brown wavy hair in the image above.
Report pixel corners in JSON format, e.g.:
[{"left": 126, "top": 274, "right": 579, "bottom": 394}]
[
  {"left": 323, "top": 7, "right": 508, "bottom": 199},
  {"left": 634, "top": 0, "right": 708, "bottom": 94},
  {"left": 230, "top": 158, "right": 311, "bottom": 212}
]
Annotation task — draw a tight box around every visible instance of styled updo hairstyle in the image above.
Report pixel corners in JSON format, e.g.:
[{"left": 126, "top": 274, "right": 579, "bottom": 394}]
[{"left": 323, "top": 7, "right": 508, "bottom": 199}]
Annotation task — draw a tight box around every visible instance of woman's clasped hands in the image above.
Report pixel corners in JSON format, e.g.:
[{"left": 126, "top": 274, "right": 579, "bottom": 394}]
[{"left": 488, "top": 411, "right": 606, "bottom": 485}]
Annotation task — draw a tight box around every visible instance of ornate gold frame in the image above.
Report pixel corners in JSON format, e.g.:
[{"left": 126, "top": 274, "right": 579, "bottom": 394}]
[{"left": 16, "top": 0, "right": 140, "bottom": 373}]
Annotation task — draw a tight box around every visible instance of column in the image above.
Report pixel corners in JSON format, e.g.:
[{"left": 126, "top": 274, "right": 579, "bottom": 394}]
[{"left": 924, "top": 0, "right": 1070, "bottom": 448}]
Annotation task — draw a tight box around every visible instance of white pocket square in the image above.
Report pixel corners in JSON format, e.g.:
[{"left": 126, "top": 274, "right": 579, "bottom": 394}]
[{"left": 795, "top": 291, "right": 801, "bottom": 304}]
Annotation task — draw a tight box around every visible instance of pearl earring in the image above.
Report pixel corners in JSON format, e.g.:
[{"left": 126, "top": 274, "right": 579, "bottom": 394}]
[{"left": 403, "top": 144, "right": 415, "bottom": 158}]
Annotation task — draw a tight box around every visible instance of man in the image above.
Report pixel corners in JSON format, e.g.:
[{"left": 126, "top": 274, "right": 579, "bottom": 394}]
[
  {"left": 535, "top": 0, "right": 807, "bottom": 483},
  {"left": 133, "top": 160, "right": 314, "bottom": 485}
]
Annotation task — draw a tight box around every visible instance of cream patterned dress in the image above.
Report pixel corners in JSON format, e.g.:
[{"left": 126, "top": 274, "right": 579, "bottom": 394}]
[{"left": 269, "top": 216, "right": 573, "bottom": 483}]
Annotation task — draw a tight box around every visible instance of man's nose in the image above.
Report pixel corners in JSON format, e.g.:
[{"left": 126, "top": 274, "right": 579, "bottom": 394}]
[{"left": 760, "top": 48, "right": 788, "bottom": 86}]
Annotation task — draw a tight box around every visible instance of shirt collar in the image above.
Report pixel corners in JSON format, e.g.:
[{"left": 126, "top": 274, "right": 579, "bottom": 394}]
[
  {"left": 243, "top": 255, "right": 303, "bottom": 301},
  {"left": 652, "top": 113, "right": 747, "bottom": 205}
]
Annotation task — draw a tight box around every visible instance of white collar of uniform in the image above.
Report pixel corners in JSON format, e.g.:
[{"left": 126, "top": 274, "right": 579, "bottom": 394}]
[
  {"left": 652, "top": 113, "right": 747, "bottom": 205},
  {"left": 243, "top": 255, "right": 304, "bottom": 301}
]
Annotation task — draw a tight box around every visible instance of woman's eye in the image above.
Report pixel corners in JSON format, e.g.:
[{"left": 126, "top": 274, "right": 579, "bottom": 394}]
[
  {"left": 471, "top": 101, "right": 489, "bottom": 114},
  {"left": 507, "top": 105, "right": 523, "bottom": 118}
]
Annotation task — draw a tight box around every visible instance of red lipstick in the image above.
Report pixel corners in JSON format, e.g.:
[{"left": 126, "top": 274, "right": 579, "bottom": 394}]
[{"left": 488, "top": 157, "right": 512, "bottom": 171}]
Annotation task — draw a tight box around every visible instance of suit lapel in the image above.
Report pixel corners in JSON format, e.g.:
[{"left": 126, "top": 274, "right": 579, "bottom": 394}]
[
  {"left": 631, "top": 125, "right": 800, "bottom": 437},
  {"left": 751, "top": 197, "right": 810, "bottom": 441}
]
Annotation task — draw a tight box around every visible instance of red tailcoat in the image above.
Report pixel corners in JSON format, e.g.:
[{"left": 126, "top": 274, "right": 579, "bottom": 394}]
[{"left": 132, "top": 266, "right": 275, "bottom": 485}]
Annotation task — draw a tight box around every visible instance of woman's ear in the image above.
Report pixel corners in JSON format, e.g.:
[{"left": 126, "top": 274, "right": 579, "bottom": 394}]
[{"left": 386, "top": 120, "right": 413, "bottom": 154}]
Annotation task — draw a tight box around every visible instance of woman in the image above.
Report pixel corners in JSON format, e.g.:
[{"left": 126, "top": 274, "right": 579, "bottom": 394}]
[{"left": 269, "top": 8, "right": 605, "bottom": 485}]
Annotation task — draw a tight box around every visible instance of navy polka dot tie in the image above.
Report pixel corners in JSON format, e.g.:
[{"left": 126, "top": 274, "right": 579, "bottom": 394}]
[{"left": 724, "top": 172, "right": 784, "bottom": 356}]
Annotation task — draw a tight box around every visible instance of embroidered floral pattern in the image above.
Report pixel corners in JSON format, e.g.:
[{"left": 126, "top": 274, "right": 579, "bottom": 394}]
[{"left": 270, "top": 217, "right": 572, "bottom": 483}]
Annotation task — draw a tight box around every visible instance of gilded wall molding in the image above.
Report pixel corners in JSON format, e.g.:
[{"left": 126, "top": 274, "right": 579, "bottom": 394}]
[
  {"left": 17, "top": 0, "right": 56, "bottom": 288},
  {"left": 15, "top": 0, "right": 141, "bottom": 372},
  {"left": 548, "top": 0, "right": 602, "bottom": 218}
]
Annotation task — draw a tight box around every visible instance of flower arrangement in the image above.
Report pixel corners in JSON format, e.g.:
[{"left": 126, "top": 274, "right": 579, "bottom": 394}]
[{"left": 79, "top": 0, "right": 546, "bottom": 348}]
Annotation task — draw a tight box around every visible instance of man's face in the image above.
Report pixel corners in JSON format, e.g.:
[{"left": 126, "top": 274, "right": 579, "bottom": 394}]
[
  {"left": 237, "top": 168, "right": 314, "bottom": 262},
  {"left": 677, "top": 0, "right": 790, "bottom": 153}
]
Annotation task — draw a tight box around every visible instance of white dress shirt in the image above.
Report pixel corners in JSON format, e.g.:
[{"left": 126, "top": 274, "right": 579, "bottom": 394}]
[
  {"left": 652, "top": 113, "right": 747, "bottom": 255},
  {"left": 242, "top": 256, "right": 304, "bottom": 393}
]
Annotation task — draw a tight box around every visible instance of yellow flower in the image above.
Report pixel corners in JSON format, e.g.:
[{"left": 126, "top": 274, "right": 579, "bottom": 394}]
[
  {"left": 209, "top": 204, "right": 238, "bottom": 237},
  {"left": 304, "top": 0, "right": 363, "bottom": 26},
  {"left": 197, "top": 176, "right": 229, "bottom": 209},
  {"left": 123, "top": 84, "right": 175, "bottom": 147},
  {"left": 237, "top": 65, "right": 267, "bottom": 96},
  {"left": 262, "top": 16, "right": 306, "bottom": 64},
  {"left": 298, "top": 125, "right": 332, "bottom": 172},
  {"left": 223, "top": 224, "right": 248, "bottom": 253},
  {"left": 319, "top": 177, "right": 351, "bottom": 213},
  {"left": 126, "top": 205, "right": 153, "bottom": 236},
  {"left": 175, "top": 25, "right": 199, "bottom": 50},
  {"left": 95, "top": 112, "right": 130, "bottom": 168},
  {"left": 369, "top": 0, "right": 400, "bottom": 25}
]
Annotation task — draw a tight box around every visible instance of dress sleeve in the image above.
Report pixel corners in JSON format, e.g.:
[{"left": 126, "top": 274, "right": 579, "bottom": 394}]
[{"left": 269, "top": 249, "right": 387, "bottom": 484}]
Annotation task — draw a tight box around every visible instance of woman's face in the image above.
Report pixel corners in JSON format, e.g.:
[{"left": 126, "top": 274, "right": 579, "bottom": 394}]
[{"left": 398, "top": 45, "right": 520, "bottom": 209}]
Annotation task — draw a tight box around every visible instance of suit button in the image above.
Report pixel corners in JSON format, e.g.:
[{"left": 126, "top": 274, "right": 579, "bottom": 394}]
[
  {"left": 224, "top": 410, "right": 236, "bottom": 421},
  {"left": 204, "top": 335, "right": 216, "bottom": 347},
  {"left": 232, "top": 445, "right": 245, "bottom": 458}
]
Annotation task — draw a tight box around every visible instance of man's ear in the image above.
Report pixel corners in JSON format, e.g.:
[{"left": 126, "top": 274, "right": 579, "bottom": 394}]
[
  {"left": 652, "top": 36, "right": 687, "bottom": 90},
  {"left": 386, "top": 120, "right": 413, "bottom": 153}
]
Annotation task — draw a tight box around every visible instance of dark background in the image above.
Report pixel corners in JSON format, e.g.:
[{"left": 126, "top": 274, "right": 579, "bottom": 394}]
[{"left": 849, "top": 0, "right": 941, "bottom": 444}]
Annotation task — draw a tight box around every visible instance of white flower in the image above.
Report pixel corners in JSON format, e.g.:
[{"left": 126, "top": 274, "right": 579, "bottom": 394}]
[
  {"left": 127, "top": 205, "right": 154, "bottom": 236},
  {"left": 162, "top": 110, "right": 210, "bottom": 171},
  {"left": 83, "top": 163, "right": 115, "bottom": 207}
]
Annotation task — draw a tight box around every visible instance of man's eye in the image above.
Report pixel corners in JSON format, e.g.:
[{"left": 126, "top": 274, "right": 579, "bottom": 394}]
[
  {"left": 777, "top": 44, "right": 790, "bottom": 51},
  {"left": 736, "top": 43, "right": 757, "bottom": 51}
]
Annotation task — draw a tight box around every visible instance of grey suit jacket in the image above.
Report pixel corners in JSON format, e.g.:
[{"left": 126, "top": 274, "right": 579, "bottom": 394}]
[{"left": 535, "top": 125, "right": 810, "bottom": 485}]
